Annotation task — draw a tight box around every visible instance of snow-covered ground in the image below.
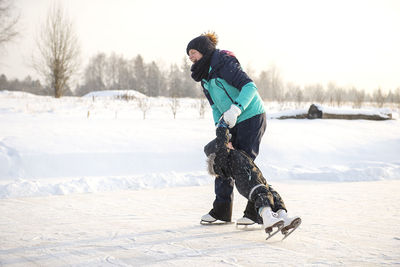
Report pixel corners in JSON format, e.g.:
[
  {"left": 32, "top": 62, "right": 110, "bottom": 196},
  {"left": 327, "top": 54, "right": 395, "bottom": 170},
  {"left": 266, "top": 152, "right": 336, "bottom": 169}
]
[{"left": 1, "top": 90, "right": 399, "bottom": 266}]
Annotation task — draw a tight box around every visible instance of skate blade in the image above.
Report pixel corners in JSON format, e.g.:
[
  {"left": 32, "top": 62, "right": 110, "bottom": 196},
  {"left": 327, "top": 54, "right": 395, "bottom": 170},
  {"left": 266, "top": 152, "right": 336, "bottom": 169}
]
[
  {"left": 281, "top": 218, "right": 302, "bottom": 240},
  {"left": 236, "top": 222, "right": 256, "bottom": 226},
  {"left": 265, "top": 220, "right": 284, "bottom": 240}
]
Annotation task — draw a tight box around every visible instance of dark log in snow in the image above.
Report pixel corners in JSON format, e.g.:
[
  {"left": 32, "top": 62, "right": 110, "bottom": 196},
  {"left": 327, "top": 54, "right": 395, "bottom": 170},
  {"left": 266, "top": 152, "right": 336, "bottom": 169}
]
[{"left": 308, "top": 104, "right": 323, "bottom": 119}]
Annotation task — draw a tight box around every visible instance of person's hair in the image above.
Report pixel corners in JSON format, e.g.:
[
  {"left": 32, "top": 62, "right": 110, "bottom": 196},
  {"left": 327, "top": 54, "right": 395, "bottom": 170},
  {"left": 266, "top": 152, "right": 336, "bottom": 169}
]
[{"left": 202, "top": 31, "right": 218, "bottom": 47}]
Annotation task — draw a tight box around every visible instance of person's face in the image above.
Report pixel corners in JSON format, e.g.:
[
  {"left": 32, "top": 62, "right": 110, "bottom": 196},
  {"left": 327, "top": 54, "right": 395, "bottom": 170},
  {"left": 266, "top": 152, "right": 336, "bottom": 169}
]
[{"left": 188, "top": 49, "right": 203, "bottom": 63}]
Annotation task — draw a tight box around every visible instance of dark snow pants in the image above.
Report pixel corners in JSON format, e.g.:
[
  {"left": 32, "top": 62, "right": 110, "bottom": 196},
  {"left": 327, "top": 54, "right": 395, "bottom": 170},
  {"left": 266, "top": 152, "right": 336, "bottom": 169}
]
[
  {"left": 204, "top": 113, "right": 267, "bottom": 222},
  {"left": 229, "top": 152, "right": 287, "bottom": 224}
]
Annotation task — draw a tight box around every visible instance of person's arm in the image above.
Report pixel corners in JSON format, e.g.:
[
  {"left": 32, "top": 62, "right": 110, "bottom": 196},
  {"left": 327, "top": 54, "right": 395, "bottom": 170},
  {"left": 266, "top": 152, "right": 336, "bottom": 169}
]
[
  {"left": 218, "top": 54, "right": 259, "bottom": 127},
  {"left": 233, "top": 81, "right": 258, "bottom": 111}
]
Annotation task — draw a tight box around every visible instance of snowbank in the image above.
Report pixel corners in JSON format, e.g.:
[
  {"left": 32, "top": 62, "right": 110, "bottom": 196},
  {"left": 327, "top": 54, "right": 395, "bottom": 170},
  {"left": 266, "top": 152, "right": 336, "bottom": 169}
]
[
  {"left": 0, "top": 172, "right": 210, "bottom": 199},
  {"left": 1, "top": 91, "right": 400, "bottom": 199},
  {"left": 0, "top": 90, "right": 40, "bottom": 98}
]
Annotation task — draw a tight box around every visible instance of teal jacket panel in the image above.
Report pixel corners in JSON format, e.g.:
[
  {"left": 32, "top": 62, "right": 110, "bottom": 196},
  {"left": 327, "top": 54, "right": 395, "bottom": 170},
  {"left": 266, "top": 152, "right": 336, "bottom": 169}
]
[{"left": 201, "top": 50, "right": 265, "bottom": 125}]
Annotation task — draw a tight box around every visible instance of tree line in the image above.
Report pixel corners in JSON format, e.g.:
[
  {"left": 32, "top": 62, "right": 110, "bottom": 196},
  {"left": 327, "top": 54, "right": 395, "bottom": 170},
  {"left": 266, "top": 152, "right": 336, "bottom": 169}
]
[
  {"left": 1, "top": 53, "right": 400, "bottom": 109},
  {"left": 1, "top": 1, "right": 399, "bottom": 108},
  {"left": 74, "top": 53, "right": 199, "bottom": 98}
]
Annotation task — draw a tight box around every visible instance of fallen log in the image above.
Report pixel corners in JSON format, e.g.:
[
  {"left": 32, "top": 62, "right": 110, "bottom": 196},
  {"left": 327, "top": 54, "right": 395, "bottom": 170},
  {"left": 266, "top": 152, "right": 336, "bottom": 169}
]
[
  {"left": 308, "top": 104, "right": 392, "bottom": 120},
  {"left": 270, "top": 104, "right": 392, "bottom": 120}
]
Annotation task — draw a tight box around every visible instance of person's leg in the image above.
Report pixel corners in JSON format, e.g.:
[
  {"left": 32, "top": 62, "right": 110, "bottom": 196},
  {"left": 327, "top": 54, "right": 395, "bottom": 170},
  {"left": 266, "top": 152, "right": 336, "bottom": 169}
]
[
  {"left": 231, "top": 113, "right": 267, "bottom": 223},
  {"left": 235, "top": 178, "right": 283, "bottom": 230},
  {"left": 209, "top": 176, "right": 234, "bottom": 222},
  {"left": 240, "top": 201, "right": 261, "bottom": 224},
  {"left": 203, "top": 139, "right": 234, "bottom": 222},
  {"left": 269, "top": 186, "right": 287, "bottom": 213},
  {"left": 203, "top": 113, "right": 267, "bottom": 223},
  {"left": 268, "top": 185, "right": 301, "bottom": 232},
  {"left": 230, "top": 113, "right": 266, "bottom": 160}
]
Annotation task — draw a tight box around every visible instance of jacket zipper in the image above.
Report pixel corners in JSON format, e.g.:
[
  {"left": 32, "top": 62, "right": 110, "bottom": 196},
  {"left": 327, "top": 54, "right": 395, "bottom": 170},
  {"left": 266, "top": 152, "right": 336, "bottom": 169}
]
[{"left": 215, "top": 79, "right": 234, "bottom": 103}]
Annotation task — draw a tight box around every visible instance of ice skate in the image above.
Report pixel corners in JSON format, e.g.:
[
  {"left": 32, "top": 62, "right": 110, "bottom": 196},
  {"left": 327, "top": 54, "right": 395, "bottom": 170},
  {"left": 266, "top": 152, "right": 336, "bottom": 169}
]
[
  {"left": 200, "top": 213, "right": 217, "bottom": 224},
  {"left": 236, "top": 216, "right": 256, "bottom": 226},
  {"left": 259, "top": 207, "right": 284, "bottom": 240},
  {"left": 200, "top": 213, "right": 233, "bottom": 225},
  {"left": 276, "top": 209, "right": 302, "bottom": 239}
]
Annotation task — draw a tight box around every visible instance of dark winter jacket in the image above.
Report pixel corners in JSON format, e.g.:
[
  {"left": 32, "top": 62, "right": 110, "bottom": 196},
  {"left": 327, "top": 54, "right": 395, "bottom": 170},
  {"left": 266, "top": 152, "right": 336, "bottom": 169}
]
[{"left": 201, "top": 49, "right": 265, "bottom": 125}]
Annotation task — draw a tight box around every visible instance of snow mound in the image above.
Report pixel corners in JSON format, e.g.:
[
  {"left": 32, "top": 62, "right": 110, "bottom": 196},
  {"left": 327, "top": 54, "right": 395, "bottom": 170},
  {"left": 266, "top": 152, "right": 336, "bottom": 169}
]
[
  {"left": 0, "top": 90, "right": 40, "bottom": 98},
  {"left": 0, "top": 172, "right": 210, "bottom": 199},
  {"left": 1, "top": 93, "right": 400, "bottom": 199},
  {"left": 268, "top": 108, "right": 308, "bottom": 119}
]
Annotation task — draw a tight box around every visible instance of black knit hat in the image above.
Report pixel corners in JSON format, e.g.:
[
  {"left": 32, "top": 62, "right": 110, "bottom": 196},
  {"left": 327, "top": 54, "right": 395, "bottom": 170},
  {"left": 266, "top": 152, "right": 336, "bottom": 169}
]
[{"left": 186, "top": 35, "right": 216, "bottom": 56}]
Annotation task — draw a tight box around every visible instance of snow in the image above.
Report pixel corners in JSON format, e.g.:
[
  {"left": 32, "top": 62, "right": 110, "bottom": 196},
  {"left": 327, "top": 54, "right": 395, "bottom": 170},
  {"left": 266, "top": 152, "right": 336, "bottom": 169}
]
[
  {"left": 1, "top": 90, "right": 399, "bottom": 266},
  {"left": 267, "top": 108, "right": 308, "bottom": 119},
  {"left": 84, "top": 90, "right": 147, "bottom": 99}
]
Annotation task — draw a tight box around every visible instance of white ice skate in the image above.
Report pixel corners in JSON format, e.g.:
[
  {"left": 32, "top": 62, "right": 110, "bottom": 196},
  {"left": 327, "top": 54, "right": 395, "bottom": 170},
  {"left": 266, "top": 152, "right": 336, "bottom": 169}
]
[
  {"left": 276, "top": 209, "right": 302, "bottom": 239},
  {"left": 259, "top": 207, "right": 284, "bottom": 240},
  {"left": 200, "top": 213, "right": 233, "bottom": 225},
  {"left": 200, "top": 213, "right": 217, "bottom": 224},
  {"left": 236, "top": 216, "right": 256, "bottom": 226}
]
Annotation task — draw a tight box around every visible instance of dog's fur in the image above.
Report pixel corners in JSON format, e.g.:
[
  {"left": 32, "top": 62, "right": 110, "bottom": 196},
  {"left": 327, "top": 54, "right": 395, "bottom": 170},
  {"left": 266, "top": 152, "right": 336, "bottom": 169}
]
[{"left": 207, "top": 153, "right": 217, "bottom": 176}]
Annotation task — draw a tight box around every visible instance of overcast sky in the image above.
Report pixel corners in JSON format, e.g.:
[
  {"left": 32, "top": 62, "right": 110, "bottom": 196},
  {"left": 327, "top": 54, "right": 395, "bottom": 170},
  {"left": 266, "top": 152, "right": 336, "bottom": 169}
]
[{"left": 1, "top": 0, "right": 400, "bottom": 92}]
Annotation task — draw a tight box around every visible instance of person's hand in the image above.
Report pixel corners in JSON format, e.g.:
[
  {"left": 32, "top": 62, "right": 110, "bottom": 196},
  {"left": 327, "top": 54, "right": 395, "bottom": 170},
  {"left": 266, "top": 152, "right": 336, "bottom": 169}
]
[
  {"left": 223, "top": 104, "right": 241, "bottom": 128},
  {"left": 227, "top": 142, "right": 234, "bottom": 149}
]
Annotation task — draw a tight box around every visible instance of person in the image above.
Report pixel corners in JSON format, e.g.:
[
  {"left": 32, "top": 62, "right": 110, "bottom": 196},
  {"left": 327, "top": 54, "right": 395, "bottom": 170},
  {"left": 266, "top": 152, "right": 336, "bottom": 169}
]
[
  {"left": 186, "top": 32, "right": 266, "bottom": 225},
  {"left": 206, "top": 118, "right": 301, "bottom": 236}
]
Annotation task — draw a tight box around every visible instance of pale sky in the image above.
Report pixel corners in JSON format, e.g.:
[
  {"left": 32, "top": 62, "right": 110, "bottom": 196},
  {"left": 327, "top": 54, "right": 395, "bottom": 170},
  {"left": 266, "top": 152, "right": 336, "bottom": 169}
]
[{"left": 1, "top": 0, "right": 400, "bottom": 92}]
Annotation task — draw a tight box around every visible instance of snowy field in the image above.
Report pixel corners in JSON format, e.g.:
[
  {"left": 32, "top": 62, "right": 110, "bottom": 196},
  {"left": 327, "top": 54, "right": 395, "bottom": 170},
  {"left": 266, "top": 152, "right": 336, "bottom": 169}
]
[{"left": 1, "top": 90, "right": 400, "bottom": 266}]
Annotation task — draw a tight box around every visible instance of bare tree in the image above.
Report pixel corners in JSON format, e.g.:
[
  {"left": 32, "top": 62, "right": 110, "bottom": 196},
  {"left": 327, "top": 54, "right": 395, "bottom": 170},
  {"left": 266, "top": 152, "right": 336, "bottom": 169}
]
[
  {"left": 349, "top": 87, "right": 365, "bottom": 108},
  {"left": 137, "top": 97, "right": 151, "bottom": 120},
  {"left": 82, "top": 53, "right": 107, "bottom": 91},
  {"left": 147, "top": 61, "right": 164, "bottom": 97},
  {"left": 286, "top": 82, "right": 303, "bottom": 108},
  {"left": 395, "top": 87, "right": 400, "bottom": 109},
  {"left": 333, "top": 88, "right": 345, "bottom": 107},
  {"left": 269, "top": 64, "right": 284, "bottom": 102},
  {"left": 33, "top": 2, "right": 80, "bottom": 98},
  {"left": 326, "top": 82, "right": 337, "bottom": 106},
  {"left": 168, "top": 63, "right": 183, "bottom": 98},
  {"left": 170, "top": 97, "right": 180, "bottom": 119},
  {"left": 256, "top": 70, "right": 271, "bottom": 100},
  {"left": 373, "top": 88, "right": 386, "bottom": 108},
  {"left": 0, "top": 0, "right": 19, "bottom": 48},
  {"left": 133, "top": 54, "right": 146, "bottom": 94},
  {"left": 312, "top": 84, "right": 326, "bottom": 104},
  {"left": 198, "top": 95, "right": 207, "bottom": 118}
]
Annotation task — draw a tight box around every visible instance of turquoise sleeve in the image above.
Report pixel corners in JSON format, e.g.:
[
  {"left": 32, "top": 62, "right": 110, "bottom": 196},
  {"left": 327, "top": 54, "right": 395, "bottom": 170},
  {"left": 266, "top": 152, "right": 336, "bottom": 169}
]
[
  {"left": 234, "top": 82, "right": 258, "bottom": 111},
  {"left": 211, "top": 104, "right": 222, "bottom": 125}
]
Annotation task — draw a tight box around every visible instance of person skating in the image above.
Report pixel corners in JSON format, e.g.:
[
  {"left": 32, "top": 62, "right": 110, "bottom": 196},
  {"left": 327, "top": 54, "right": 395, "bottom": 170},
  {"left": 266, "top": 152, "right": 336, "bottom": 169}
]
[
  {"left": 186, "top": 31, "right": 266, "bottom": 225},
  {"left": 206, "top": 119, "right": 301, "bottom": 238}
]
